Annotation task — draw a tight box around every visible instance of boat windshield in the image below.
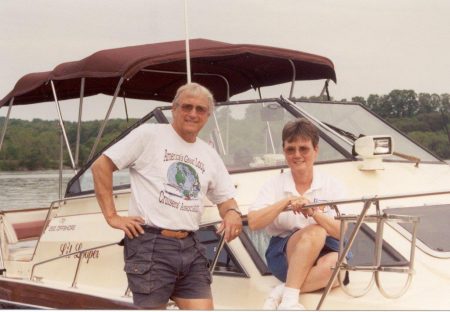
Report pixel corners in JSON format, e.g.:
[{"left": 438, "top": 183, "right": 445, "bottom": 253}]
[
  {"left": 66, "top": 115, "right": 161, "bottom": 196},
  {"left": 67, "top": 99, "right": 350, "bottom": 196},
  {"left": 291, "top": 100, "right": 440, "bottom": 162},
  {"left": 67, "top": 98, "right": 442, "bottom": 197},
  {"left": 161, "top": 100, "right": 348, "bottom": 172}
]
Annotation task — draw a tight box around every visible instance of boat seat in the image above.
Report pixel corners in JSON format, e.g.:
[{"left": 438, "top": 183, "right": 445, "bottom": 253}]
[
  {"left": 1, "top": 215, "right": 39, "bottom": 261},
  {"left": 8, "top": 239, "right": 38, "bottom": 261},
  {"left": 2, "top": 215, "right": 19, "bottom": 244},
  {"left": 13, "top": 220, "right": 45, "bottom": 240}
]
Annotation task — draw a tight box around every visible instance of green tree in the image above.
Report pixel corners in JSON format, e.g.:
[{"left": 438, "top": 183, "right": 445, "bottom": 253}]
[{"left": 352, "top": 96, "right": 366, "bottom": 106}]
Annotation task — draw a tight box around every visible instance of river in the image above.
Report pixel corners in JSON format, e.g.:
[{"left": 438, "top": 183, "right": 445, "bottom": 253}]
[
  {"left": 2, "top": 161, "right": 450, "bottom": 211},
  {"left": 0, "top": 170, "right": 74, "bottom": 210}
]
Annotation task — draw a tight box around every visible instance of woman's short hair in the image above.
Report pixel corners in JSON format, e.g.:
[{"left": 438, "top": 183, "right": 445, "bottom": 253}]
[
  {"left": 172, "top": 82, "right": 215, "bottom": 110},
  {"left": 282, "top": 118, "right": 319, "bottom": 148}
]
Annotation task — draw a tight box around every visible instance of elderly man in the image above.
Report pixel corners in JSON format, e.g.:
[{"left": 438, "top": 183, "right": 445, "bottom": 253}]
[{"left": 92, "top": 82, "right": 242, "bottom": 310}]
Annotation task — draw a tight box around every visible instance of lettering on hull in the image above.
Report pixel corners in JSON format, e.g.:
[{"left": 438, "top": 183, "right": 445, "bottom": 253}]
[{"left": 59, "top": 242, "right": 99, "bottom": 263}]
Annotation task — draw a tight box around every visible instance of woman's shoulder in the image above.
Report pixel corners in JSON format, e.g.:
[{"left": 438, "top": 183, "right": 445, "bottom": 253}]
[
  {"left": 261, "top": 170, "right": 291, "bottom": 187},
  {"left": 313, "top": 167, "right": 347, "bottom": 195}
]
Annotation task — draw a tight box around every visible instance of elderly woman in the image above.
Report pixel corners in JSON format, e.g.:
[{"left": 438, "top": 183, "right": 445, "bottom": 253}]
[{"left": 248, "top": 118, "right": 347, "bottom": 310}]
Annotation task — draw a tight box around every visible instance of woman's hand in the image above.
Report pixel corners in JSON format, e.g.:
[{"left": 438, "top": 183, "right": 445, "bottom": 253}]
[{"left": 289, "top": 196, "right": 311, "bottom": 216}]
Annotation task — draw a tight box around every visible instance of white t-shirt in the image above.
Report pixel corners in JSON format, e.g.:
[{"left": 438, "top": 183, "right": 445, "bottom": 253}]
[
  {"left": 249, "top": 168, "right": 346, "bottom": 237},
  {"left": 104, "top": 124, "right": 236, "bottom": 231}
]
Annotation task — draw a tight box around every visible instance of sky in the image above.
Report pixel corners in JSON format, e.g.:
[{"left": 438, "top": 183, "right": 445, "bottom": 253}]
[{"left": 0, "top": 0, "right": 449, "bottom": 121}]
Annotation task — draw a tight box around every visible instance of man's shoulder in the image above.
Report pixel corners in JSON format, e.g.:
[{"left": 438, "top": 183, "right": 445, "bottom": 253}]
[
  {"left": 137, "top": 123, "right": 169, "bottom": 131},
  {"left": 133, "top": 123, "right": 170, "bottom": 135},
  {"left": 195, "top": 137, "right": 219, "bottom": 154}
]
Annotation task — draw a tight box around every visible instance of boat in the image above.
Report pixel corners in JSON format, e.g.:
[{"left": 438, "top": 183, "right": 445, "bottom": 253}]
[{"left": 1, "top": 38, "right": 449, "bottom": 310}]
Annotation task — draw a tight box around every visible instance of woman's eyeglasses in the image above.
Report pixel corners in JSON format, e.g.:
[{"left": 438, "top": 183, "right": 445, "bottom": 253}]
[{"left": 284, "top": 146, "right": 312, "bottom": 155}]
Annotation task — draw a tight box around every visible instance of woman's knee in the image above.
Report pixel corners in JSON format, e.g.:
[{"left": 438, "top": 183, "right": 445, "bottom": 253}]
[
  {"left": 316, "top": 253, "right": 338, "bottom": 277},
  {"left": 309, "top": 224, "right": 327, "bottom": 237},
  {"left": 301, "top": 226, "right": 327, "bottom": 245},
  {"left": 289, "top": 226, "right": 326, "bottom": 252}
]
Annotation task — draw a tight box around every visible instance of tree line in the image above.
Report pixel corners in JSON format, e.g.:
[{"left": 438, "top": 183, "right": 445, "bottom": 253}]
[
  {"left": 351, "top": 90, "right": 450, "bottom": 158},
  {"left": 0, "top": 118, "right": 134, "bottom": 170},
  {"left": 0, "top": 89, "right": 449, "bottom": 170}
]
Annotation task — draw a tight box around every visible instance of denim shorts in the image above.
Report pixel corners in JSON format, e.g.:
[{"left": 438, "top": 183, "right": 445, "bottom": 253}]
[
  {"left": 123, "top": 231, "right": 212, "bottom": 308},
  {"left": 265, "top": 233, "right": 352, "bottom": 282}
]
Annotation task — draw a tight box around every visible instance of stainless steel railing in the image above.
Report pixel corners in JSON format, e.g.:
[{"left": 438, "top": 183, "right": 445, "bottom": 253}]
[
  {"left": 307, "top": 189, "right": 450, "bottom": 310},
  {"left": 30, "top": 241, "right": 121, "bottom": 288}
]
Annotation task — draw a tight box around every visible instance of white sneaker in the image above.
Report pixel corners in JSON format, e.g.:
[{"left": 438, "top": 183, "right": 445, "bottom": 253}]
[
  {"left": 263, "top": 296, "right": 280, "bottom": 310},
  {"left": 277, "top": 300, "right": 305, "bottom": 310},
  {"left": 262, "top": 284, "right": 284, "bottom": 310}
]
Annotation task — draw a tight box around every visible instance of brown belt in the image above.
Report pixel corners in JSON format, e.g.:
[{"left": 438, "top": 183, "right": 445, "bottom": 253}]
[{"left": 142, "top": 226, "right": 192, "bottom": 239}]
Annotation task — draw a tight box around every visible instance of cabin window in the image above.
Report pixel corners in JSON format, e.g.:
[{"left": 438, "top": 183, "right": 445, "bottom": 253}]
[
  {"left": 344, "top": 223, "right": 408, "bottom": 267},
  {"left": 385, "top": 204, "right": 450, "bottom": 255},
  {"left": 198, "top": 225, "right": 248, "bottom": 277},
  {"left": 241, "top": 224, "right": 272, "bottom": 275}
]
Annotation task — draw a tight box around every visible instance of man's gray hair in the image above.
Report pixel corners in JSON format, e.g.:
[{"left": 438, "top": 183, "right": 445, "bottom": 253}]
[{"left": 172, "top": 82, "right": 215, "bottom": 109}]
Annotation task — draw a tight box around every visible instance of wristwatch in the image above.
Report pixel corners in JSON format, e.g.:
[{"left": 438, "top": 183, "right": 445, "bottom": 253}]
[{"left": 225, "top": 207, "right": 242, "bottom": 217}]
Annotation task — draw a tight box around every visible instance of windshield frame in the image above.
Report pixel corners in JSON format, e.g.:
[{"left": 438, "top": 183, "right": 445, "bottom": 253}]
[
  {"left": 288, "top": 98, "right": 443, "bottom": 164},
  {"left": 66, "top": 96, "right": 443, "bottom": 198},
  {"left": 65, "top": 108, "right": 170, "bottom": 197}
]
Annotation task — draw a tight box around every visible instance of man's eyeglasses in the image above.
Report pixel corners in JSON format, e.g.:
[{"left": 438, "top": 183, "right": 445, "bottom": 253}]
[
  {"left": 178, "top": 103, "right": 210, "bottom": 115},
  {"left": 284, "top": 146, "right": 312, "bottom": 155}
]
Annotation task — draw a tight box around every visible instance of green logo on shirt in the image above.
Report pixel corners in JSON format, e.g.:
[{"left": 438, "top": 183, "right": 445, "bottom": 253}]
[{"left": 165, "top": 162, "right": 200, "bottom": 200}]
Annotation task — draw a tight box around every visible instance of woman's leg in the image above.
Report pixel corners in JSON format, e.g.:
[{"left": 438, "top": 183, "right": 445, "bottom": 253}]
[
  {"left": 300, "top": 251, "right": 339, "bottom": 293},
  {"left": 285, "top": 225, "right": 327, "bottom": 290}
]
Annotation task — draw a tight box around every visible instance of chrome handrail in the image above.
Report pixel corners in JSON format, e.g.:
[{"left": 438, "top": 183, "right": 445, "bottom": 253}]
[
  {"left": 312, "top": 189, "right": 450, "bottom": 310},
  {"left": 0, "top": 216, "right": 7, "bottom": 274},
  {"left": 30, "top": 241, "right": 121, "bottom": 288},
  {"left": 336, "top": 213, "right": 419, "bottom": 299},
  {"left": 210, "top": 233, "right": 226, "bottom": 273}
]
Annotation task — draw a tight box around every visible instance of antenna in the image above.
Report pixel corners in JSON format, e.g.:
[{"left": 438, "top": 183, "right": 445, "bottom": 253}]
[{"left": 184, "top": 0, "right": 191, "bottom": 83}]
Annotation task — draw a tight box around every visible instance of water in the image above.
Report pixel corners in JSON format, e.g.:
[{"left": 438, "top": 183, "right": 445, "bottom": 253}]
[
  {"left": 3, "top": 161, "right": 449, "bottom": 211},
  {"left": 0, "top": 170, "right": 74, "bottom": 210}
]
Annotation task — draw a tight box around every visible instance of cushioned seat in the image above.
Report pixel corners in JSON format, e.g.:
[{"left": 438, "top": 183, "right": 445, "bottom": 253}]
[
  {"left": 8, "top": 239, "right": 38, "bottom": 261},
  {"left": 1, "top": 215, "right": 38, "bottom": 261}
]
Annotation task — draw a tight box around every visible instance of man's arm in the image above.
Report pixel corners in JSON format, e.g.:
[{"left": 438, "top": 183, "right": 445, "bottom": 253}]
[
  {"left": 216, "top": 198, "right": 243, "bottom": 242},
  {"left": 91, "top": 155, "right": 144, "bottom": 239}
]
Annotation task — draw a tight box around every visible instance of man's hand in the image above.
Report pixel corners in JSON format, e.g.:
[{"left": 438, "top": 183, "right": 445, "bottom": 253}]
[
  {"left": 216, "top": 209, "right": 243, "bottom": 242},
  {"left": 107, "top": 214, "right": 145, "bottom": 239},
  {"left": 217, "top": 199, "right": 243, "bottom": 242}
]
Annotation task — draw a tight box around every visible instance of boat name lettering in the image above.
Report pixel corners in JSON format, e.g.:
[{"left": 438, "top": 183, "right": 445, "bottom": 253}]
[
  {"left": 48, "top": 224, "right": 77, "bottom": 232},
  {"left": 59, "top": 242, "right": 99, "bottom": 263},
  {"left": 60, "top": 242, "right": 83, "bottom": 256}
]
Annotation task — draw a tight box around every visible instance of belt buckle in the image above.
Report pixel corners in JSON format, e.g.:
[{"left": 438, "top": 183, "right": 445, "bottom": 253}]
[{"left": 161, "top": 229, "right": 189, "bottom": 239}]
